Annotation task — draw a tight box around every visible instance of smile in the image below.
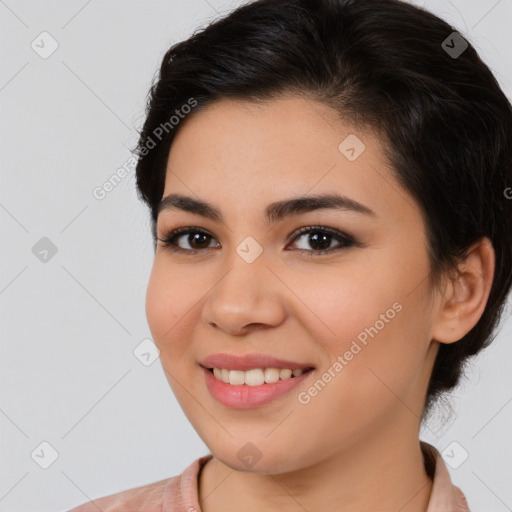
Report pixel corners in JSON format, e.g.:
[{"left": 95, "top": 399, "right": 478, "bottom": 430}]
[
  {"left": 202, "top": 366, "right": 315, "bottom": 408},
  {"left": 209, "top": 367, "right": 313, "bottom": 386}
]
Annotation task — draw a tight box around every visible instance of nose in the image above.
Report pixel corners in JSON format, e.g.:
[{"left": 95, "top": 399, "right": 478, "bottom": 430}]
[{"left": 201, "top": 249, "right": 287, "bottom": 336}]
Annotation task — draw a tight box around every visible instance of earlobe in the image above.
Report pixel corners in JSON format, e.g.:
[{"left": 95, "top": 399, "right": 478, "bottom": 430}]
[{"left": 431, "top": 237, "right": 495, "bottom": 344}]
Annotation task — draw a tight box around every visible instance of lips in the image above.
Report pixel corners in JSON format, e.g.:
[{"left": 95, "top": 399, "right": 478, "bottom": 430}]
[
  {"left": 201, "top": 365, "right": 314, "bottom": 408},
  {"left": 200, "top": 353, "right": 315, "bottom": 371}
]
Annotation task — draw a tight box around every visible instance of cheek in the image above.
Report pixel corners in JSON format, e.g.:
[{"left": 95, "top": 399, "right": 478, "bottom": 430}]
[
  {"left": 298, "top": 262, "right": 428, "bottom": 413},
  {"left": 309, "top": 236, "right": 430, "bottom": 359},
  {"left": 313, "top": 301, "right": 429, "bottom": 432},
  {"left": 145, "top": 260, "right": 199, "bottom": 355},
  {"left": 299, "top": 263, "right": 400, "bottom": 351}
]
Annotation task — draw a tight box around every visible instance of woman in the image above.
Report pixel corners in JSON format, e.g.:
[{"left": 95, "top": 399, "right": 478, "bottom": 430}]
[{"left": 68, "top": 0, "right": 512, "bottom": 510}]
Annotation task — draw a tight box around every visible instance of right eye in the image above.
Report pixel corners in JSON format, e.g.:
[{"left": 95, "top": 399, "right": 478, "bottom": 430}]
[{"left": 157, "top": 227, "right": 220, "bottom": 253}]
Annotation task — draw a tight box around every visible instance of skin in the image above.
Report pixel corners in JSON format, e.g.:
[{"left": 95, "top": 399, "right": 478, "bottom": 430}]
[{"left": 145, "top": 96, "right": 495, "bottom": 512}]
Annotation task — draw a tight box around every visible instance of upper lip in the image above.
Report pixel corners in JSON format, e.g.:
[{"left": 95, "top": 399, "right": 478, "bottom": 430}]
[{"left": 200, "top": 353, "right": 315, "bottom": 371}]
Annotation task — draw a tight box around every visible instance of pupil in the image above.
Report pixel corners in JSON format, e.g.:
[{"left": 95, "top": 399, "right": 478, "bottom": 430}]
[
  {"left": 190, "top": 233, "right": 210, "bottom": 249},
  {"left": 310, "top": 232, "right": 330, "bottom": 250}
]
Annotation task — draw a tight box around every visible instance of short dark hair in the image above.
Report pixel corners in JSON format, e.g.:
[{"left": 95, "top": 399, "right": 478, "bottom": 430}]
[{"left": 133, "top": 0, "right": 512, "bottom": 419}]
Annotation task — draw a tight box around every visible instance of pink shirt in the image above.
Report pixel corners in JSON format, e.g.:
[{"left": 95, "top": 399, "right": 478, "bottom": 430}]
[{"left": 66, "top": 441, "right": 470, "bottom": 511}]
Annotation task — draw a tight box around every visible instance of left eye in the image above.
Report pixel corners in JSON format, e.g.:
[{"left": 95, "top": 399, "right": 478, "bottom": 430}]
[
  {"left": 289, "top": 226, "right": 355, "bottom": 254},
  {"left": 157, "top": 226, "right": 356, "bottom": 255}
]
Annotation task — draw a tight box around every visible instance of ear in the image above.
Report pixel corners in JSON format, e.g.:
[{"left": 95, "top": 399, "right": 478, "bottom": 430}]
[{"left": 431, "top": 237, "right": 495, "bottom": 344}]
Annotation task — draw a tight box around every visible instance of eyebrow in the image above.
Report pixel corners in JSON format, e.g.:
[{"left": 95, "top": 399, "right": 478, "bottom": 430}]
[{"left": 156, "top": 193, "right": 376, "bottom": 224}]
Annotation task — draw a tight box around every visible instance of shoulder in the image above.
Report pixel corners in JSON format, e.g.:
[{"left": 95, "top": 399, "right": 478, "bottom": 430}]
[
  {"left": 65, "top": 474, "right": 180, "bottom": 512},
  {"left": 64, "top": 454, "right": 213, "bottom": 512},
  {"left": 421, "top": 441, "right": 471, "bottom": 512}
]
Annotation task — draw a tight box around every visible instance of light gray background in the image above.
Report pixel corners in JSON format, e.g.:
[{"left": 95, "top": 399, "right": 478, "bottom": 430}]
[{"left": 1, "top": 1, "right": 511, "bottom": 511}]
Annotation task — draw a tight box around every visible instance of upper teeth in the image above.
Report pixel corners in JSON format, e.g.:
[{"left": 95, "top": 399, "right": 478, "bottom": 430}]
[{"left": 212, "top": 367, "right": 307, "bottom": 386}]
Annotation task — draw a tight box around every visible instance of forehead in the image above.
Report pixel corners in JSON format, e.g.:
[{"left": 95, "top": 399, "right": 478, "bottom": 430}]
[
  {"left": 167, "top": 96, "right": 375, "bottom": 183},
  {"left": 170, "top": 96, "right": 360, "bottom": 161},
  {"left": 162, "top": 96, "right": 420, "bottom": 228}
]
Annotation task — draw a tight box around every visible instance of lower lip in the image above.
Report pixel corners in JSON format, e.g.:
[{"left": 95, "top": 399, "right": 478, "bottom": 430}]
[{"left": 201, "top": 366, "right": 314, "bottom": 409}]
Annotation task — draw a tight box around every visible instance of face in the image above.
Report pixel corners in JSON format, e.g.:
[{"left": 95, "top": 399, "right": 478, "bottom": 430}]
[{"left": 145, "top": 96, "right": 440, "bottom": 473}]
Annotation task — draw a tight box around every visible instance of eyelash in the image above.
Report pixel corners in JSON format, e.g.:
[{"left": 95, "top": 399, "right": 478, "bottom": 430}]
[{"left": 157, "top": 225, "right": 358, "bottom": 257}]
